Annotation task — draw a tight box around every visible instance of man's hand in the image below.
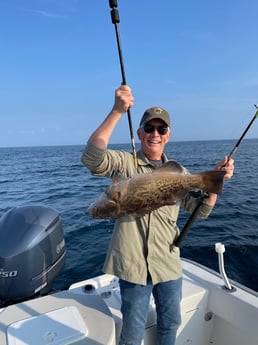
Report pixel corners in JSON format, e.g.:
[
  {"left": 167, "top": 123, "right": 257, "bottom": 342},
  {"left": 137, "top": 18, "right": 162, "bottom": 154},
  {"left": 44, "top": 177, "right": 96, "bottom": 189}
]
[
  {"left": 112, "top": 85, "right": 134, "bottom": 114},
  {"left": 215, "top": 156, "right": 234, "bottom": 180}
]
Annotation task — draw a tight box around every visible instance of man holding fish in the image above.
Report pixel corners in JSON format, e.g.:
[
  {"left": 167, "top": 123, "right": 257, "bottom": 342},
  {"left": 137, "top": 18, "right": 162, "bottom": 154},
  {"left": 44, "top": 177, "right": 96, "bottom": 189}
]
[{"left": 81, "top": 85, "right": 234, "bottom": 345}]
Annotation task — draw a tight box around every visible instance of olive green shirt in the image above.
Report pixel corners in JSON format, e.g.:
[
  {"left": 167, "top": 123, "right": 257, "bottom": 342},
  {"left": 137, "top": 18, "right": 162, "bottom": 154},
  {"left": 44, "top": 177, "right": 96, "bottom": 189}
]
[{"left": 81, "top": 142, "right": 213, "bottom": 285}]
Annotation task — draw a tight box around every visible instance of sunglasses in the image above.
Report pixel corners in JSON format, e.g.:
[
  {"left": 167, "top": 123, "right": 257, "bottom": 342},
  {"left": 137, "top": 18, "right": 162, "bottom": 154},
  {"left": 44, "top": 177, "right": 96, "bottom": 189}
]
[{"left": 142, "top": 124, "right": 169, "bottom": 135}]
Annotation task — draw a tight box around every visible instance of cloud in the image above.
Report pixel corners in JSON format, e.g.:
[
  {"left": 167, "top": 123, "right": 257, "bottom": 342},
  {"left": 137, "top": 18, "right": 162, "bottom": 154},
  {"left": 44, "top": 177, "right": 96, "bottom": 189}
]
[{"left": 25, "top": 8, "right": 67, "bottom": 19}]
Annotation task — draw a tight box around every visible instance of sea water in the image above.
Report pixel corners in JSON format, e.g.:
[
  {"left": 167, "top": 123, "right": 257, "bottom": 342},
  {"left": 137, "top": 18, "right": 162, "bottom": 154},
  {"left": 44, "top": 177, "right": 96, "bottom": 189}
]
[{"left": 0, "top": 139, "right": 257, "bottom": 292}]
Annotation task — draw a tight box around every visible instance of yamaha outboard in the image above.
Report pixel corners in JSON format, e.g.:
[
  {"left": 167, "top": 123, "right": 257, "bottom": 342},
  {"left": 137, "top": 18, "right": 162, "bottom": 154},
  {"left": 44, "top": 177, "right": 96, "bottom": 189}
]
[{"left": 0, "top": 205, "right": 66, "bottom": 306}]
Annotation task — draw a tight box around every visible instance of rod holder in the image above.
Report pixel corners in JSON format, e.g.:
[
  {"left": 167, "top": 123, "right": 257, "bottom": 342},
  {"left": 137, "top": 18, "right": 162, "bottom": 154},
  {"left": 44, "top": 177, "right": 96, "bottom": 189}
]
[{"left": 215, "top": 243, "right": 236, "bottom": 292}]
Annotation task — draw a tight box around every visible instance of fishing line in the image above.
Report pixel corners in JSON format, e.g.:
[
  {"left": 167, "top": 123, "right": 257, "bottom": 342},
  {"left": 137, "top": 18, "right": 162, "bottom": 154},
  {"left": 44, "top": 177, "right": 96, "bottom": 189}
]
[
  {"left": 108, "top": 0, "right": 138, "bottom": 169},
  {"left": 174, "top": 105, "right": 258, "bottom": 248}
]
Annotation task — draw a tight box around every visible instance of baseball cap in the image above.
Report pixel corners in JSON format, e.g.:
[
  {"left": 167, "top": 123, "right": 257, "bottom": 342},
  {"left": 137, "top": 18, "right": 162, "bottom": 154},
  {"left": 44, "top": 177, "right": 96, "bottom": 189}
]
[{"left": 139, "top": 107, "right": 170, "bottom": 127}]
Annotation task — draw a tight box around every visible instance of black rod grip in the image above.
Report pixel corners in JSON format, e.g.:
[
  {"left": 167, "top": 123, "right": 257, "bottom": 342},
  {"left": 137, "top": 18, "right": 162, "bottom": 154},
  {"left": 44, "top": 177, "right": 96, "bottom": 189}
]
[
  {"left": 109, "top": 0, "right": 118, "bottom": 8},
  {"left": 111, "top": 8, "right": 120, "bottom": 24}
]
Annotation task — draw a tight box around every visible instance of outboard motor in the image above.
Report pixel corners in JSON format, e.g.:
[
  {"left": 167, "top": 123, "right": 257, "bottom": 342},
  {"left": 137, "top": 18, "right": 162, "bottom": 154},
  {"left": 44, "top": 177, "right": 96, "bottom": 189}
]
[{"left": 0, "top": 205, "right": 66, "bottom": 306}]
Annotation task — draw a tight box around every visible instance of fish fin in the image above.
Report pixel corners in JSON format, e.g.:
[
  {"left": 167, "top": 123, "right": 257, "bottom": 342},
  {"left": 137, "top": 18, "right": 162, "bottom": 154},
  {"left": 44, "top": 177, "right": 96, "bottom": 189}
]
[
  {"left": 112, "top": 168, "right": 139, "bottom": 182},
  {"left": 154, "top": 160, "right": 184, "bottom": 174},
  {"left": 200, "top": 170, "right": 226, "bottom": 194},
  {"left": 86, "top": 199, "right": 119, "bottom": 219},
  {"left": 111, "top": 171, "right": 124, "bottom": 184},
  {"left": 112, "top": 191, "right": 121, "bottom": 202}
]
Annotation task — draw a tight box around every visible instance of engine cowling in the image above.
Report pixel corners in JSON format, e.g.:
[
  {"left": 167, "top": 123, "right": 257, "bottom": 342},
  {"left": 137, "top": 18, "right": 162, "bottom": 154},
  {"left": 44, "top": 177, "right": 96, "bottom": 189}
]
[{"left": 0, "top": 205, "right": 66, "bottom": 306}]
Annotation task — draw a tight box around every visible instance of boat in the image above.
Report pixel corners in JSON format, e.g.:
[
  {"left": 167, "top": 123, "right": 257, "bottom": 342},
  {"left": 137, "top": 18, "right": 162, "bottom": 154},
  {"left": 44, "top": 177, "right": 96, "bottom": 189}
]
[{"left": 0, "top": 205, "right": 257, "bottom": 345}]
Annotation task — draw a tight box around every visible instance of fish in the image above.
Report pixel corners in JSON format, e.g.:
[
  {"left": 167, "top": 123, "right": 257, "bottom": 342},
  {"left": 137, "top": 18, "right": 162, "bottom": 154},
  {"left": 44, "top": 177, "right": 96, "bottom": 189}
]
[{"left": 86, "top": 161, "right": 226, "bottom": 219}]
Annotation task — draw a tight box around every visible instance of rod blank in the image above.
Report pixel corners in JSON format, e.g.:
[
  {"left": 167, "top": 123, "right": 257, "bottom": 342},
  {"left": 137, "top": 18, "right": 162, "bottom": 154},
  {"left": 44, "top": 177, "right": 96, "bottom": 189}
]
[
  {"left": 174, "top": 105, "right": 258, "bottom": 248},
  {"left": 108, "top": 0, "right": 138, "bottom": 169}
]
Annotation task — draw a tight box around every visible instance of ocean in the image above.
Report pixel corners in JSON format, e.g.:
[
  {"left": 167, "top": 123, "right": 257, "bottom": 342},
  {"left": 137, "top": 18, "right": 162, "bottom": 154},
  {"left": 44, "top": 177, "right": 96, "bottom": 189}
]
[{"left": 0, "top": 139, "right": 257, "bottom": 292}]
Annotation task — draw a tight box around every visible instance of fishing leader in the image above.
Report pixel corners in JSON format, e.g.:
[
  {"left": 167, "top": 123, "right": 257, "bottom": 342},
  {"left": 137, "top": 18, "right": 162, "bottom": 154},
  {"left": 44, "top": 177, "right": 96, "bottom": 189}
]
[{"left": 81, "top": 85, "right": 234, "bottom": 345}]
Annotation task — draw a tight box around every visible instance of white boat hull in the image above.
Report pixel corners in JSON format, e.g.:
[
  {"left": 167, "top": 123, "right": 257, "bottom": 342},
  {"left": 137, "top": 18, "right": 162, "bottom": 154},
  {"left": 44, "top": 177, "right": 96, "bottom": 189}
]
[
  {"left": 0, "top": 259, "right": 257, "bottom": 345},
  {"left": 69, "top": 259, "right": 258, "bottom": 345}
]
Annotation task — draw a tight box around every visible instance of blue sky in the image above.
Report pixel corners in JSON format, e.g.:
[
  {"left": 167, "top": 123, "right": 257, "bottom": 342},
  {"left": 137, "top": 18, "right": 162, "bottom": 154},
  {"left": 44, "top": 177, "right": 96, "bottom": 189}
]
[{"left": 1, "top": 0, "right": 258, "bottom": 147}]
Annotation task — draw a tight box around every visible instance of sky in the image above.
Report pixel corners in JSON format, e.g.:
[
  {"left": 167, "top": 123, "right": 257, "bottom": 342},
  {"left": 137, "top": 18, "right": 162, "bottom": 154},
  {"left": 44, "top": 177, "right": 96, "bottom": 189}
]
[{"left": 0, "top": 0, "right": 258, "bottom": 147}]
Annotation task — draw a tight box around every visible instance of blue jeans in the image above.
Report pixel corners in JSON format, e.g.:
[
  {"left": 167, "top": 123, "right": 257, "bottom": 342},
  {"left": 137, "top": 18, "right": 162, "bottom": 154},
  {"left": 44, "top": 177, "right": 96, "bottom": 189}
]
[{"left": 119, "top": 277, "right": 182, "bottom": 345}]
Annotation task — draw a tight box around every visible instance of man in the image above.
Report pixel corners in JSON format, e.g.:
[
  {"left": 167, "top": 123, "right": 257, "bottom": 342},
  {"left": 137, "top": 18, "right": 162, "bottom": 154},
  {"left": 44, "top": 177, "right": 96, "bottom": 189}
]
[{"left": 81, "top": 85, "right": 234, "bottom": 345}]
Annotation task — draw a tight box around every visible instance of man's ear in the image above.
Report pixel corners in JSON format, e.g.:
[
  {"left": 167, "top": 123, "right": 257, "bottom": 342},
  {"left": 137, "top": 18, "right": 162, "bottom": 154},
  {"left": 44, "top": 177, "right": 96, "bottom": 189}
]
[
  {"left": 164, "top": 130, "right": 171, "bottom": 144},
  {"left": 137, "top": 128, "right": 142, "bottom": 140}
]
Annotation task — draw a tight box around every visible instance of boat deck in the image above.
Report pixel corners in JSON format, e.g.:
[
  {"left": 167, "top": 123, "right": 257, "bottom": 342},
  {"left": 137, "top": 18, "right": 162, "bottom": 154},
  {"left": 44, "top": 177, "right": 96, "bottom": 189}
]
[
  {"left": 0, "top": 259, "right": 257, "bottom": 345},
  {"left": 69, "top": 259, "right": 258, "bottom": 345}
]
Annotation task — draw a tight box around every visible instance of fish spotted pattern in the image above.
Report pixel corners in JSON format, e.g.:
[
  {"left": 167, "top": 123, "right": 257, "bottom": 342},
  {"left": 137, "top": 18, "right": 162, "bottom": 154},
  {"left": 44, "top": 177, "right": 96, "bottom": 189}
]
[{"left": 86, "top": 161, "right": 225, "bottom": 219}]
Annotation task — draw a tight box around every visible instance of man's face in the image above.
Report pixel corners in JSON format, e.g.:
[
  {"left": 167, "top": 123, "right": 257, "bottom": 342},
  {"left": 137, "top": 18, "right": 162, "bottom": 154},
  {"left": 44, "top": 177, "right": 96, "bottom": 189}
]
[{"left": 137, "top": 118, "right": 170, "bottom": 160}]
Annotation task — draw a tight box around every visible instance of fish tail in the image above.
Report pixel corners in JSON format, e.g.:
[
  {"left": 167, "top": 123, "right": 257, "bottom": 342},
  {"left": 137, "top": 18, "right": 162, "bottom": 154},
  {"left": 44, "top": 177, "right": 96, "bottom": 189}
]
[{"left": 200, "top": 170, "right": 226, "bottom": 194}]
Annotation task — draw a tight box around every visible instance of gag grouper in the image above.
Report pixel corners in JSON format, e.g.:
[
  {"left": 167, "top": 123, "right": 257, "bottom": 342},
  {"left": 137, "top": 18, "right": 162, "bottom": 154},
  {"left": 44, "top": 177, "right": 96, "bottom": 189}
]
[{"left": 86, "top": 161, "right": 226, "bottom": 219}]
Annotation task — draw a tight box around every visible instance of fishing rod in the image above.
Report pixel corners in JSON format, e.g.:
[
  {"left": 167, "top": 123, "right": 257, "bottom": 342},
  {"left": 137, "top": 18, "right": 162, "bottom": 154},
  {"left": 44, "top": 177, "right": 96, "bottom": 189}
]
[
  {"left": 174, "top": 105, "right": 258, "bottom": 248},
  {"left": 228, "top": 105, "right": 258, "bottom": 159},
  {"left": 108, "top": 0, "right": 138, "bottom": 169}
]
